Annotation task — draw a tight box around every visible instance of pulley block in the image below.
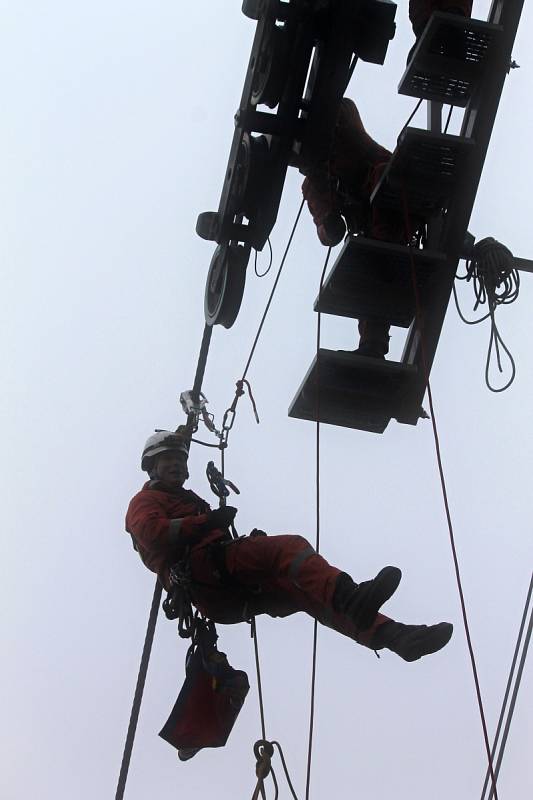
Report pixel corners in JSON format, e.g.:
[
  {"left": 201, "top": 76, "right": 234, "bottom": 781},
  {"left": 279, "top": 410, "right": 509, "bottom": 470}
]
[
  {"left": 232, "top": 132, "right": 270, "bottom": 220},
  {"left": 204, "top": 242, "right": 250, "bottom": 328},
  {"left": 242, "top": 0, "right": 284, "bottom": 22},
  {"left": 251, "top": 22, "right": 289, "bottom": 108}
]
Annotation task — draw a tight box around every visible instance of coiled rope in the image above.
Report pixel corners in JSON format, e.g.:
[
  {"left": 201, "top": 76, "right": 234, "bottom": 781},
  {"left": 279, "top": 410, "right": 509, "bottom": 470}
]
[{"left": 453, "top": 237, "right": 519, "bottom": 392}]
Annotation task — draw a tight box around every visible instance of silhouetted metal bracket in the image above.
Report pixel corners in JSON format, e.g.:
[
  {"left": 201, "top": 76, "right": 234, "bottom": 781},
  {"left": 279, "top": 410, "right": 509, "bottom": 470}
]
[
  {"left": 399, "top": 13, "right": 503, "bottom": 107},
  {"left": 288, "top": 349, "right": 418, "bottom": 433},
  {"left": 297, "top": 0, "right": 396, "bottom": 169},
  {"left": 197, "top": 0, "right": 397, "bottom": 253},
  {"left": 315, "top": 236, "right": 446, "bottom": 327},
  {"left": 290, "top": 0, "right": 525, "bottom": 433}
]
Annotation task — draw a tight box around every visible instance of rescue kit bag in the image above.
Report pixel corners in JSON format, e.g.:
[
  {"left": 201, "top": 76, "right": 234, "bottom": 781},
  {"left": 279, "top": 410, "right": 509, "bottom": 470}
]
[{"left": 159, "top": 619, "right": 249, "bottom": 760}]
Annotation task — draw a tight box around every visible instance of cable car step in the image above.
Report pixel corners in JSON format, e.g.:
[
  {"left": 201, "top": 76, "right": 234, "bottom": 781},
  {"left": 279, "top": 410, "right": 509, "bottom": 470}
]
[
  {"left": 398, "top": 13, "right": 503, "bottom": 107},
  {"left": 370, "top": 127, "right": 474, "bottom": 216},
  {"left": 315, "top": 236, "right": 446, "bottom": 328},
  {"left": 288, "top": 349, "right": 418, "bottom": 434}
]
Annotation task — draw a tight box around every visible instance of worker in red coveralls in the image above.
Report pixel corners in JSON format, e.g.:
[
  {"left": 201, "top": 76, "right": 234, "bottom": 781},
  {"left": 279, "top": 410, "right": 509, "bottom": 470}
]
[
  {"left": 126, "top": 431, "right": 453, "bottom": 662},
  {"left": 302, "top": 0, "right": 472, "bottom": 357}
]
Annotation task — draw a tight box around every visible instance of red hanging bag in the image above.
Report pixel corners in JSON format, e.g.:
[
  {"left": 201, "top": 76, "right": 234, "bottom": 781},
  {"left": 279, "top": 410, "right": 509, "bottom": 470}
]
[{"left": 159, "top": 620, "right": 249, "bottom": 760}]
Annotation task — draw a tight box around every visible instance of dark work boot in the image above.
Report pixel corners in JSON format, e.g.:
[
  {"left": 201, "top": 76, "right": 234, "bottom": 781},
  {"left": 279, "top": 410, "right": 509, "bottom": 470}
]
[
  {"left": 355, "top": 319, "right": 391, "bottom": 358},
  {"left": 407, "top": 6, "right": 470, "bottom": 66},
  {"left": 333, "top": 567, "right": 402, "bottom": 631},
  {"left": 372, "top": 620, "right": 453, "bottom": 661}
]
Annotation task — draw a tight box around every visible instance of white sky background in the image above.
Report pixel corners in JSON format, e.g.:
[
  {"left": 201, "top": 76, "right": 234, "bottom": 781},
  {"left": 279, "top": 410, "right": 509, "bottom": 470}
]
[{"left": 2, "top": 1, "right": 532, "bottom": 798}]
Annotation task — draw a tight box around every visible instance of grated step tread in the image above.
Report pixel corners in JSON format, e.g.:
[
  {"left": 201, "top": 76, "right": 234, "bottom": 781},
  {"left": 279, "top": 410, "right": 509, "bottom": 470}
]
[
  {"left": 288, "top": 349, "right": 419, "bottom": 433},
  {"left": 399, "top": 13, "right": 504, "bottom": 107},
  {"left": 315, "top": 236, "right": 447, "bottom": 327}
]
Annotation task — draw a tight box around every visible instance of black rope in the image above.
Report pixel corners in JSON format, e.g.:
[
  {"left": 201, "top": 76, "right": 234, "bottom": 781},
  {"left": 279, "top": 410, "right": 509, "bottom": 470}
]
[
  {"left": 218, "top": 200, "right": 305, "bottom": 452},
  {"left": 190, "top": 437, "right": 221, "bottom": 448},
  {"left": 272, "top": 741, "right": 300, "bottom": 800},
  {"left": 481, "top": 572, "right": 533, "bottom": 800},
  {"left": 453, "top": 237, "right": 519, "bottom": 392},
  {"left": 398, "top": 98, "right": 423, "bottom": 141},
  {"left": 304, "top": 247, "right": 331, "bottom": 800},
  {"left": 401, "top": 191, "right": 500, "bottom": 800},
  {"left": 252, "top": 618, "right": 267, "bottom": 741},
  {"left": 444, "top": 105, "right": 453, "bottom": 134},
  {"left": 254, "top": 239, "right": 274, "bottom": 278},
  {"left": 115, "top": 580, "right": 162, "bottom": 800},
  {"left": 242, "top": 199, "right": 305, "bottom": 383},
  {"left": 344, "top": 54, "right": 358, "bottom": 92},
  {"left": 270, "top": 766, "right": 279, "bottom": 800}
]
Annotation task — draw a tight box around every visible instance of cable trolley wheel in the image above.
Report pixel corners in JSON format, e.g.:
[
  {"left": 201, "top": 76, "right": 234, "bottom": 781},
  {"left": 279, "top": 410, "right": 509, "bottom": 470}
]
[
  {"left": 232, "top": 132, "right": 270, "bottom": 221},
  {"left": 204, "top": 243, "right": 250, "bottom": 328},
  {"left": 251, "top": 24, "right": 288, "bottom": 108},
  {"left": 242, "top": 0, "right": 260, "bottom": 19}
]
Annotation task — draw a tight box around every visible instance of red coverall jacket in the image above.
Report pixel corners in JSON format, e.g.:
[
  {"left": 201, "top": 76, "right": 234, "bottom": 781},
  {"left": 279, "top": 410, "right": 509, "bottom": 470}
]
[{"left": 126, "top": 482, "right": 392, "bottom": 649}]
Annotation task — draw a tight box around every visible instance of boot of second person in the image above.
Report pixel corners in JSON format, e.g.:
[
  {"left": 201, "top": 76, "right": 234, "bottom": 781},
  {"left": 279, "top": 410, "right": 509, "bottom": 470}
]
[
  {"left": 355, "top": 319, "right": 391, "bottom": 359},
  {"left": 407, "top": 1, "right": 473, "bottom": 65}
]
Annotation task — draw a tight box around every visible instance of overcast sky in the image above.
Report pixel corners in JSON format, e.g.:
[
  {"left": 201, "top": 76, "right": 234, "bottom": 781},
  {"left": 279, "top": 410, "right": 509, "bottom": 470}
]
[{"left": 2, "top": 2, "right": 532, "bottom": 799}]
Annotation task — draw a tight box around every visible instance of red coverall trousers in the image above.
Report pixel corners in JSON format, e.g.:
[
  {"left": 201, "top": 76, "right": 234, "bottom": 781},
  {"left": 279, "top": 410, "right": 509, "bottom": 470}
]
[
  {"left": 410, "top": 0, "right": 472, "bottom": 36},
  {"left": 125, "top": 484, "right": 391, "bottom": 649},
  {"left": 189, "top": 534, "right": 391, "bottom": 650}
]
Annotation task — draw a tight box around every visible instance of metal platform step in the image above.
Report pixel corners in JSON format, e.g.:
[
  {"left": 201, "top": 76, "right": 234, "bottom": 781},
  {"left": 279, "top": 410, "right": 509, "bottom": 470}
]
[
  {"left": 370, "top": 127, "right": 475, "bottom": 216},
  {"left": 315, "top": 236, "right": 446, "bottom": 328},
  {"left": 399, "top": 13, "right": 503, "bottom": 107},
  {"left": 288, "top": 349, "right": 419, "bottom": 434}
]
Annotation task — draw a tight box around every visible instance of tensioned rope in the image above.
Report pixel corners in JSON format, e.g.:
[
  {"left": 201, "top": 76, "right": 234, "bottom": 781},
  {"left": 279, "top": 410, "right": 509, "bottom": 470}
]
[
  {"left": 401, "top": 191, "right": 499, "bottom": 800},
  {"left": 213, "top": 201, "right": 307, "bottom": 800},
  {"left": 304, "top": 247, "right": 332, "bottom": 800},
  {"left": 481, "top": 571, "right": 533, "bottom": 800}
]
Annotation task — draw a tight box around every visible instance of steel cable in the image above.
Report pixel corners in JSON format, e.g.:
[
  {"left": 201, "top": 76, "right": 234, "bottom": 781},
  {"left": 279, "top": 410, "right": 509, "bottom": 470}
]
[
  {"left": 481, "top": 572, "right": 533, "bottom": 800},
  {"left": 115, "top": 580, "right": 162, "bottom": 800}
]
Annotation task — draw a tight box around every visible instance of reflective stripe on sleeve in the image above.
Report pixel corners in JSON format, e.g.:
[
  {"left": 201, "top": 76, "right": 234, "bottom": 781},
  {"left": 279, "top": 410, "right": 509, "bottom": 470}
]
[{"left": 168, "top": 518, "right": 184, "bottom": 546}]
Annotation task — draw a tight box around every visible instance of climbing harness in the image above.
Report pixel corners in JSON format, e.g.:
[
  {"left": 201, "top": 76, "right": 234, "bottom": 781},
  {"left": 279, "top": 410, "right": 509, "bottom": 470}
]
[
  {"left": 162, "top": 556, "right": 197, "bottom": 639},
  {"left": 453, "top": 236, "right": 519, "bottom": 391}
]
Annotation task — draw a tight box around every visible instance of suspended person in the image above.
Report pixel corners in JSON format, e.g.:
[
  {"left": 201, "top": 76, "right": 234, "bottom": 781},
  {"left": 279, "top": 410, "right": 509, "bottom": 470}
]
[
  {"left": 301, "top": 0, "right": 472, "bottom": 358},
  {"left": 126, "top": 431, "right": 453, "bottom": 661}
]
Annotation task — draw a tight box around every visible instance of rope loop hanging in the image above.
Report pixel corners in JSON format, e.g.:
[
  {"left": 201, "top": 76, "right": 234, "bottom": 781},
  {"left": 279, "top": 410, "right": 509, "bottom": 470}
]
[
  {"left": 454, "top": 236, "right": 519, "bottom": 392},
  {"left": 251, "top": 739, "right": 275, "bottom": 800}
]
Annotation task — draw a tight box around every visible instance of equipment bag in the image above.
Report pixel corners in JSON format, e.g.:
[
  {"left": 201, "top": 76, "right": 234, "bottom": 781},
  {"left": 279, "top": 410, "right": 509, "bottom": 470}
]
[{"left": 159, "top": 619, "right": 249, "bottom": 760}]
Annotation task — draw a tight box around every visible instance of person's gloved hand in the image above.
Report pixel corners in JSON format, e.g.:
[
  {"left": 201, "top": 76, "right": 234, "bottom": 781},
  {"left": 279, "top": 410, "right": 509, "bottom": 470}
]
[{"left": 204, "top": 505, "right": 237, "bottom": 531}]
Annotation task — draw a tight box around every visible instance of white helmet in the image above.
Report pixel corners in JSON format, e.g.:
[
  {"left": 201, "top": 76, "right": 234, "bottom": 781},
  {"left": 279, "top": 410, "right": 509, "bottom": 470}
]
[{"left": 141, "top": 430, "right": 190, "bottom": 472}]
